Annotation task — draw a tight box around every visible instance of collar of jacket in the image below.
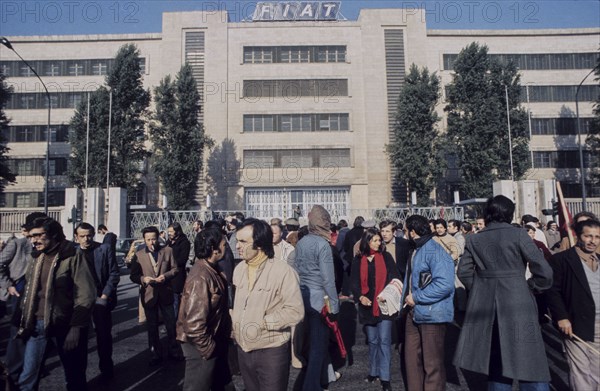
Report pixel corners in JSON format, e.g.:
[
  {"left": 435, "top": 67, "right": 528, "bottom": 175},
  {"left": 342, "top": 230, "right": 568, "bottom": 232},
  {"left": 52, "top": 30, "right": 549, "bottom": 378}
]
[
  {"left": 414, "top": 234, "right": 433, "bottom": 249},
  {"left": 55, "top": 240, "right": 76, "bottom": 259}
]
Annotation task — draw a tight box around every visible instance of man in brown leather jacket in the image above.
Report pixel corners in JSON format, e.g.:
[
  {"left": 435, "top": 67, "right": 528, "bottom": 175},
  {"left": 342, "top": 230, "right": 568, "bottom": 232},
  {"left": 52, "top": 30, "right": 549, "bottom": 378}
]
[
  {"left": 176, "top": 227, "right": 233, "bottom": 391},
  {"left": 130, "top": 226, "right": 181, "bottom": 365}
]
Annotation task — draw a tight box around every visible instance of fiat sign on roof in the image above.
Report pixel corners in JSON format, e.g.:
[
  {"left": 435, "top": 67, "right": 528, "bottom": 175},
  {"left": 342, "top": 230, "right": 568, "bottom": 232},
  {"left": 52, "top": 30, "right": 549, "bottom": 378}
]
[{"left": 252, "top": 2, "right": 342, "bottom": 21}]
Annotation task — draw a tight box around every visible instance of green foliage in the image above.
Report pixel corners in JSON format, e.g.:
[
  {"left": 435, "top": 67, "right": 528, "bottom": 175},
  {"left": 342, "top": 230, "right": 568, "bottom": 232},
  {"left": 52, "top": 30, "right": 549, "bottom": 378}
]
[
  {"left": 387, "top": 64, "right": 443, "bottom": 205},
  {"left": 68, "top": 44, "right": 149, "bottom": 189},
  {"left": 151, "top": 63, "right": 213, "bottom": 209},
  {"left": 0, "top": 73, "right": 16, "bottom": 193},
  {"left": 206, "top": 138, "right": 240, "bottom": 210},
  {"left": 445, "top": 43, "right": 530, "bottom": 199},
  {"left": 585, "top": 53, "right": 600, "bottom": 192}
]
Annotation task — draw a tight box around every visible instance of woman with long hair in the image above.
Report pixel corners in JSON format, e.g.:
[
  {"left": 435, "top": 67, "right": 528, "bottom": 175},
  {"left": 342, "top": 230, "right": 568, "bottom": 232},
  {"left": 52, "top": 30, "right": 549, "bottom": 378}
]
[{"left": 351, "top": 227, "right": 400, "bottom": 391}]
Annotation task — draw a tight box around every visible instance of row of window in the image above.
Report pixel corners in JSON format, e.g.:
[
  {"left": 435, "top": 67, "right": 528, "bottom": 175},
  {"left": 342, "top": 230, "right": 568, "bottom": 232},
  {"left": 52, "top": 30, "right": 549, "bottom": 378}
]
[
  {"left": 532, "top": 151, "right": 593, "bottom": 169},
  {"left": 0, "top": 58, "right": 146, "bottom": 78},
  {"left": 531, "top": 118, "right": 593, "bottom": 136},
  {"left": 243, "top": 113, "right": 349, "bottom": 132},
  {"left": 0, "top": 191, "right": 65, "bottom": 208},
  {"left": 443, "top": 53, "right": 597, "bottom": 71},
  {"left": 244, "top": 149, "right": 351, "bottom": 168},
  {"left": 1, "top": 125, "right": 70, "bottom": 143},
  {"left": 524, "top": 85, "right": 597, "bottom": 102},
  {"left": 243, "top": 46, "right": 347, "bottom": 64},
  {"left": 6, "top": 92, "right": 85, "bottom": 110},
  {"left": 7, "top": 158, "right": 68, "bottom": 176},
  {"left": 243, "top": 79, "right": 348, "bottom": 98}
]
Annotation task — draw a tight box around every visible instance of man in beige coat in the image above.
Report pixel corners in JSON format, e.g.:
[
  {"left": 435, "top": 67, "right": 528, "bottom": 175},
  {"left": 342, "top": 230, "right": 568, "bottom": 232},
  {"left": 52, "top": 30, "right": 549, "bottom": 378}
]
[
  {"left": 232, "top": 218, "right": 304, "bottom": 391},
  {"left": 130, "top": 226, "right": 181, "bottom": 365}
]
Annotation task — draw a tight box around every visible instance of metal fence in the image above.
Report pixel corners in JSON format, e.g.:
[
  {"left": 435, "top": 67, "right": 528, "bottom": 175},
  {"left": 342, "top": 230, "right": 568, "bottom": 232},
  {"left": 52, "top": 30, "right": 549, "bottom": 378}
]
[
  {"left": 565, "top": 198, "right": 600, "bottom": 217},
  {"left": 0, "top": 208, "right": 63, "bottom": 237},
  {"left": 128, "top": 206, "right": 465, "bottom": 242}
]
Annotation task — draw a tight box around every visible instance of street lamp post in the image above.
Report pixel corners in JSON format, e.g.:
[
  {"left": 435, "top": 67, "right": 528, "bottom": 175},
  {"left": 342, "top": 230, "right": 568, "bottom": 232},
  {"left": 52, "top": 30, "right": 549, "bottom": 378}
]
[
  {"left": 575, "top": 65, "right": 599, "bottom": 211},
  {"left": 504, "top": 84, "right": 515, "bottom": 181},
  {"left": 1, "top": 37, "right": 51, "bottom": 215}
]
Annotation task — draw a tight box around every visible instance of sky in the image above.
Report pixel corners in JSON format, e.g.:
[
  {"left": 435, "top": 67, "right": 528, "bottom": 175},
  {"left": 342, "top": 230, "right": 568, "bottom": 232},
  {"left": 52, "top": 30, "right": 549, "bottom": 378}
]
[{"left": 0, "top": 0, "right": 599, "bottom": 36}]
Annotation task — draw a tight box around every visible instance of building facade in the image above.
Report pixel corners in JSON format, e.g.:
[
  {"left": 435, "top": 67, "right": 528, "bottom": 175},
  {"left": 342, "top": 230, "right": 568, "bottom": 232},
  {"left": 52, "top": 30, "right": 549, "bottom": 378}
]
[{"left": 1, "top": 6, "right": 598, "bottom": 218}]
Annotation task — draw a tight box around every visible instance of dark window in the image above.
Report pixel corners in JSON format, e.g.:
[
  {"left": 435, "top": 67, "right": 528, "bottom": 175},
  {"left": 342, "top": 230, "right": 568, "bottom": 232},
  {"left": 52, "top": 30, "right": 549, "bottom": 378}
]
[
  {"left": 243, "top": 149, "right": 351, "bottom": 168},
  {"left": 243, "top": 46, "right": 347, "bottom": 64},
  {"left": 442, "top": 52, "right": 597, "bottom": 71}
]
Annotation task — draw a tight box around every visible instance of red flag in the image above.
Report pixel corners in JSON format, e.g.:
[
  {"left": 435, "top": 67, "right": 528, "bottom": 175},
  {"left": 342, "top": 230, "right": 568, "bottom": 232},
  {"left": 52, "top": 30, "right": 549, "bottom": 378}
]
[{"left": 556, "top": 181, "right": 575, "bottom": 247}]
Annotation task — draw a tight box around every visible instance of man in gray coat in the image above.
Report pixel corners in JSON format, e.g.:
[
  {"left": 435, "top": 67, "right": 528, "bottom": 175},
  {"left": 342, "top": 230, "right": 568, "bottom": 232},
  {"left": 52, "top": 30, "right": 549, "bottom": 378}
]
[{"left": 454, "top": 195, "right": 553, "bottom": 390}]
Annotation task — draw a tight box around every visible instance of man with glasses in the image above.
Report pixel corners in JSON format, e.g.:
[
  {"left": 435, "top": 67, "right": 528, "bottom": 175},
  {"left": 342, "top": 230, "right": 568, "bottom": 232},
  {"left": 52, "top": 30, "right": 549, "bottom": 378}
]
[{"left": 12, "top": 217, "right": 96, "bottom": 391}]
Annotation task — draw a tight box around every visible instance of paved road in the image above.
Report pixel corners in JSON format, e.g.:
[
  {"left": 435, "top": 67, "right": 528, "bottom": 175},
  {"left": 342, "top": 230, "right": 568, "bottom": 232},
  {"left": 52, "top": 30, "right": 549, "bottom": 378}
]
[{"left": 1, "top": 267, "right": 570, "bottom": 391}]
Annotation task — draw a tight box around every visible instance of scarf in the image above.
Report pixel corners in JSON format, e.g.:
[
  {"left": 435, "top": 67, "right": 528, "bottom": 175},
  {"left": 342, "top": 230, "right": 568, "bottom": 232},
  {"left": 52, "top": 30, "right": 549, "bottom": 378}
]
[
  {"left": 308, "top": 205, "right": 331, "bottom": 243},
  {"left": 247, "top": 252, "right": 268, "bottom": 291},
  {"left": 360, "top": 249, "right": 387, "bottom": 317}
]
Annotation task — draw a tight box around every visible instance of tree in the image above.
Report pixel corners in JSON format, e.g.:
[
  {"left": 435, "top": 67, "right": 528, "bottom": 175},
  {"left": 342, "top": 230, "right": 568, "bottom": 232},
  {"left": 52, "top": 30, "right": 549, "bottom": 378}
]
[
  {"left": 585, "top": 54, "right": 600, "bottom": 193},
  {"left": 445, "top": 43, "right": 530, "bottom": 199},
  {"left": 68, "top": 44, "right": 149, "bottom": 189},
  {"left": 387, "top": 64, "right": 443, "bottom": 205},
  {"left": 0, "top": 73, "right": 16, "bottom": 193},
  {"left": 150, "top": 64, "right": 213, "bottom": 209}
]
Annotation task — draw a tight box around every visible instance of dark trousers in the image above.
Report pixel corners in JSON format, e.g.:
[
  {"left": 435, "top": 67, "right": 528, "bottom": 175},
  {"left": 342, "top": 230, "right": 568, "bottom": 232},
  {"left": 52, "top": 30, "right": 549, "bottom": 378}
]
[
  {"left": 145, "top": 301, "right": 178, "bottom": 358},
  {"left": 182, "top": 339, "right": 232, "bottom": 391},
  {"left": 302, "top": 307, "right": 329, "bottom": 391},
  {"left": 404, "top": 311, "right": 446, "bottom": 391},
  {"left": 55, "top": 326, "right": 90, "bottom": 391},
  {"left": 237, "top": 343, "right": 290, "bottom": 391},
  {"left": 92, "top": 303, "right": 114, "bottom": 375}
]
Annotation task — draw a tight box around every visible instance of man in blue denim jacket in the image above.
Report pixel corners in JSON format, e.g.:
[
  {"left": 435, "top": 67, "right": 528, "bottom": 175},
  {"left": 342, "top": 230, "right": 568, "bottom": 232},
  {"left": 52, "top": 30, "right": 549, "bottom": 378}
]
[{"left": 401, "top": 214, "right": 454, "bottom": 391}]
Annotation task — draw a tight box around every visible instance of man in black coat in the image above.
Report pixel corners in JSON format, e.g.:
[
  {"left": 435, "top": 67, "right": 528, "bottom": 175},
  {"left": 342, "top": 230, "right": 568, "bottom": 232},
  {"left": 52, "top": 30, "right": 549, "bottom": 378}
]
[
  {"left": 167, "top": 222, "right": 191, "bottom": 318},
  {"left": 98, "top": 224, "right": 117, "bottom": 264},
  {"left": 546, "top": 219, "right": 600, "bottom": 390},
  {"left": 75, "top": 222, "right": 120, "bottom": 382},
  {"left": 379, "top": 220, "right": 411, "bottom": 281}
]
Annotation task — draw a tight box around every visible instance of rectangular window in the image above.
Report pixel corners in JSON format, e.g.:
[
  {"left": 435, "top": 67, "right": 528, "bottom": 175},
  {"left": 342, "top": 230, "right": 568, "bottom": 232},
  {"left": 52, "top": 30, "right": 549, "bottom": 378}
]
[
  {"left": 244, "top": 46, "right": 346, "bottom": 64},
  {"left": 44, "top": 61, "right": 62, "bottom": 76},
  {"left": 443, "top": 53, "right": 597, "bottom": 71},
  {"left": 533, "top": 152, "right": 553, "bottom": 168},
  {"left": 243, "top": 149, "right": 351, "bottom": 168},
  {"left": 243, "top": 114, "right": 349, "bottom": 132},
  {"left": 91, "top": 60, "right": 108, "bottom": 75},
  {"left": 68, "top": 61, "right": 85, "bottom": 76},
  {"left": 243, "top": 79, "right": 348, "bottom": 98}
]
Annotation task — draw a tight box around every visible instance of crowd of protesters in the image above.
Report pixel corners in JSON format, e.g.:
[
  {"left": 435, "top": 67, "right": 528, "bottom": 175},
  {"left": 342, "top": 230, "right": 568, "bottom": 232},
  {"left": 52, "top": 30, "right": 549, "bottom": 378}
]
[{"left": 1, "top": 197, "right": 599, "bottom": 391}]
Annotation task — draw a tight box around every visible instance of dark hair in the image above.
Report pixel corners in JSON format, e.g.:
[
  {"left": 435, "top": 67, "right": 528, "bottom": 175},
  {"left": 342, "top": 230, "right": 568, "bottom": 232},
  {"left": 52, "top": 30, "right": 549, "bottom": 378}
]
[
  {"left": 573, "top": 211, "right": 598, "bottom": 223},
  {"left": 330, "top": 223, "right": 338, "bottom": 233},
  {"left": 525, "top": 225, "right": 536, "bottom": 233},
  {"left": 521, "top": 214, "right": 538, "bottom": 225},
  {"left": 194, "top": 220, "right": 204, "bottom": 228},
  {"left": 338, "top": 219, "right": 348, "bottom": 228},
  {"left": 359, "top": 227, "right": 384, "bottom": 255},
  {"left": 461, "top": 221, "right": 472, "bottom": 232},
  {"left": 98, "top": 224, "right": 108, "bottom": 231},
  {"left": 194, "top": 228, "right": 224, "bottom": 259},
  {"left": 205, "top": 220, "right": 226, "bottom": 231},
  {"left": 168, "top": 222, "right": 183, "bottom": 236},
  {"left": 434, "top": 219, "right": 447, "bottom": 229},
  {"left": 484, "top": 195, "right": 515, "bottom": 225},
  {"left": 142, "top": 226, "right": 160, "bottom": 238},
  {"left": 574, "top": 219, "right": 600, "bottom": 238},
  {"left": 22, "top": 212, "right": 47, "bottom": 230},
  {"left": 298, "top": 226, "right": 309, "bottom": 241},
  {"left": 239, "top": 218, "right": 274, "bottom": 258},
  {"left": 31, "top": 217, "right": 66, "bottom": 242},
  {"left": 353, "top": 216, "right": 365, "bottom": 228},
  {"left": 379, "top": 220, "right": 397, "bottom": 232},
  {"left": 448, "top": 219, "right": 461, "bottom": 230},
  {"left": 74, "top": 222, "right": 95, "bottom": 236},
  {"left": 405, "top": 215, "right": 431, "bottom": 237},
  {"left": 546, "top": 220, "right": 557, "bottom": 230},
  {"left": 234, "top": 212, "right": 245, "bottom": 222}
]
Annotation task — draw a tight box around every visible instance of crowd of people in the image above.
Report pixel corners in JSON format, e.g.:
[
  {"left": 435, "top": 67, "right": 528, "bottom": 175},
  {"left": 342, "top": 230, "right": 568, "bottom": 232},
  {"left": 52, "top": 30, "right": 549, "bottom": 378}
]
[{"left": 0, "top": 197, "right": 599, "bottom": 391}]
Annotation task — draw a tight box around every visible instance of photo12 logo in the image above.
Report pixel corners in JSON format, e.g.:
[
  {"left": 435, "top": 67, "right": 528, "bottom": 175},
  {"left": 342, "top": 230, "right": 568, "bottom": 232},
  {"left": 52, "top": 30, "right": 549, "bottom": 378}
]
[{"left": 1, "top": 2, "right": 140, "bottom": 24}]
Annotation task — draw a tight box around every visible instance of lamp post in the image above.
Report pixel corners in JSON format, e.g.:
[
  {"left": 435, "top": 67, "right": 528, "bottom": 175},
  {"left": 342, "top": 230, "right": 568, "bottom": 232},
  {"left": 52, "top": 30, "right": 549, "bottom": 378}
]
[
  {"left": 575, "top": 65, "right": 599, "bottom": 211},
  {"left": 1, "top": 37, "right": 51, "bottom": 215},
  {"left": 504, "top": 84, "right": 515, "bottom": 181}
]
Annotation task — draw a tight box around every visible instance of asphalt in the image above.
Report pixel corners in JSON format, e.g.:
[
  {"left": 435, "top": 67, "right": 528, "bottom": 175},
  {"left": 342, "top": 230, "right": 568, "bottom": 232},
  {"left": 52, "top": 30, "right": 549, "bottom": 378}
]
[{"left": 0, "top": 267, "right": 571, "bottom": 391}]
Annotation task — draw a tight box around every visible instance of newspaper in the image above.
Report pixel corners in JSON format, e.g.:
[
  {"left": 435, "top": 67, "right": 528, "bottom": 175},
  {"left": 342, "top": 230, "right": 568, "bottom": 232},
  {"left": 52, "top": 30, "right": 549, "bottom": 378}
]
[{"left": 376, "top": 278, "right": 404, "bottom": 316}]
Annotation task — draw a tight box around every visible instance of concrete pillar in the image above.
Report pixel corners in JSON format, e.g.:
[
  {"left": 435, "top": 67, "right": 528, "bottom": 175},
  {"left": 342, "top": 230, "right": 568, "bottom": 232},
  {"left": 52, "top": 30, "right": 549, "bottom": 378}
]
[
  {"left": 107, "top": 187, "right": 128, "bottom": 238},
  {"left": 492, "top": 180, "right": 516, "bottom": 202},
  {"left": 85, "top": 188, "right": 104, "bottom": 229},
  {"left": 517, "top": 180, "right": 539, "bottom": 219}
]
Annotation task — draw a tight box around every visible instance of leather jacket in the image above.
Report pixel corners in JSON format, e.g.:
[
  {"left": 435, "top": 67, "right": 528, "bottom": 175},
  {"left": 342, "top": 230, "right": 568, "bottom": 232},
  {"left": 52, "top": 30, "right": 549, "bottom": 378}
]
[{"left": 176, "top": 258, "right": 230, "bottom": 359}]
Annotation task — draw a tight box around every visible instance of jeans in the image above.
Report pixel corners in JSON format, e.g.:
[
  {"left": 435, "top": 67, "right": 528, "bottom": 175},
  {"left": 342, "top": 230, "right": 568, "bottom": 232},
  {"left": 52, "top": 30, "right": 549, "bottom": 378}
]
[
  {"left": 302, "top": 306, "right": 329, "bottom": 391},
  {"left": 365, "top": 320, "right": 392, "bottom": 382},
  {"left": 92, "top": 303, "right": 114, "bottom": 375},
  {"left": 17, "top": 319, "right": 48, "bottom": 391}
]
